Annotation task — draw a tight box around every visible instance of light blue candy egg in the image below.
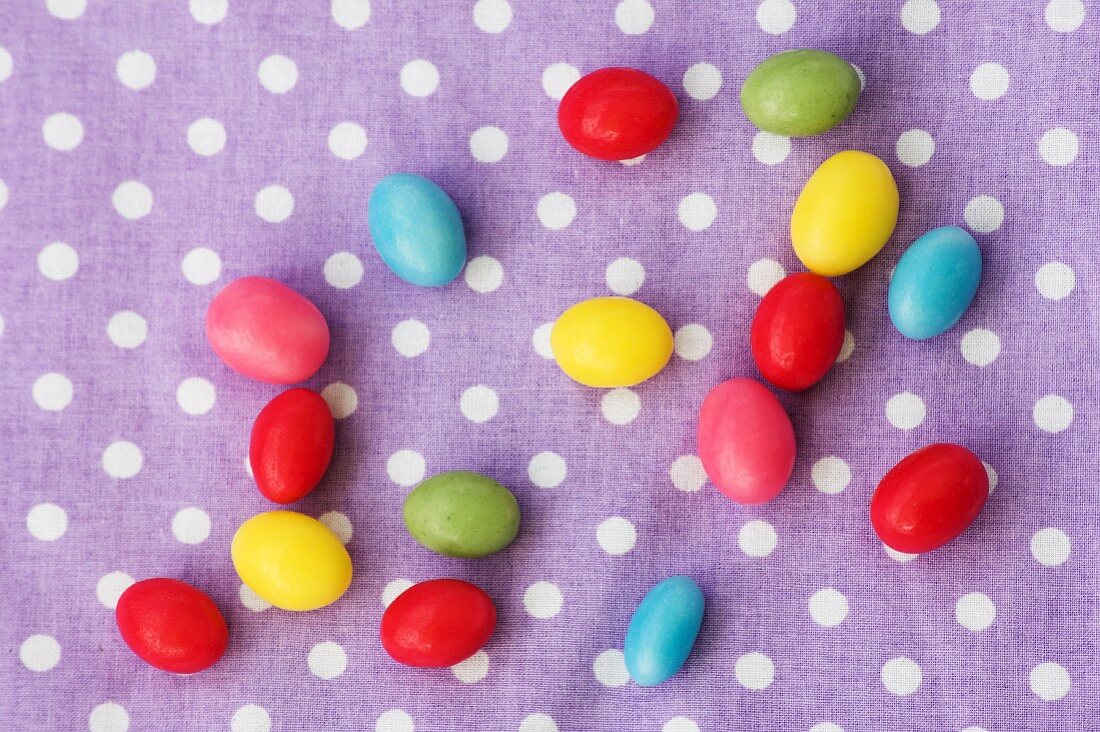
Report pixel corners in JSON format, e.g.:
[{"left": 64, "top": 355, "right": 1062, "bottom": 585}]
[
  {"left": 368, "top": 173, "right": 466, "bottom": 287},
  {"left": 624, "top": 575, "right": 704, "bottom": 687},
  {"left": 888, "top": 225, "right": 982, "bottom": 340}
]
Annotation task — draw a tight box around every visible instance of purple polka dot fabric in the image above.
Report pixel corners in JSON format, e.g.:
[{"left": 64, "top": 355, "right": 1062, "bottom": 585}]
[{"left": 3, "top": 1, "right": 1095, "bottom": 730}]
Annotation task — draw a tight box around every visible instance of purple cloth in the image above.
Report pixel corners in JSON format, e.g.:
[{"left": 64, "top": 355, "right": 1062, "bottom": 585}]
[{"left": 3, "top": 1, "right": 1094, "bottom": 729}]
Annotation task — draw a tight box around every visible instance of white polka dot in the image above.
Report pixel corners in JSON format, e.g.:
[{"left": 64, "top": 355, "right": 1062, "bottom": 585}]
[
  {"left": 469, "top": 126, "right": 508, "bottom": 163},
  {"left": 89, "top": 702, "right": 130, "bottom": 732},
  {"left": 620, "top": 154, "right": 646, "bottom": 166},
  {"left": 1035, "top": 261, "right": 1075, "bottom": 300},
  {"left": 42, "top": 113, "right": 83, "bottom": 151},
  {"left": 852, "top": 64, "right": 866, "bottom": 90},
  {"left": 747, "top": 258, "right": 785, "bottom": 296},
  {"left": 537, "top": 192, "right": 577, "bottom": 230},
  {"left": 752, "top": 131, "right": 791, "bottom": 165},
  {"left": 465, "top": 256, "right": 504, "bottom": 293},
  {"left": 881, "top": 657, "right": 922, "bottom": 696},
  {"left": 231, "top": 704, "right": 271, "bottom": 732},
  {"left": 452, "top": 650, "right": 489, "bottom": 683},
  {"left": 963, "top": 195, "right": 1004, "bottom": 233},
  {"left": 331, "top": 0, "right": 370, "bottom": 30},
  {"left": 328, "top": 122, "right": 367, "bottom": 160},
  {"left": 960, "top": 728, "right": 988, "bottom": 732},
  {"left": 473, "top": 0, "right": 512, "bottom": 33},
  {"left": 112, "top": 181, "right": 153, "bottom": 220},
  {"left": 896, "top": 129, "right": 935, "bottom": 167},
  {"left": 1039, "top": 127, "right": 1078, "bottom": 166},
  {"left": 520, "top": 714, "right": 558, "bottom": 732},
  {"left": 102, "top": 441, "right": 143, "bottom": 479},
  {"left": 46, "top": 0, "right": 85, "bottom": 20},
  {"left": 837, "top": 330, "right": 855, "bottom": 363},
  {"left": 960, "top": 329, "right": 1000, "bottom": 366},
  {"left": 258, "top": 55, "right": 298, "bottom": 94},
  {"left": 670, "top": 455, "right": 706, "bottom": 492},
  {"left": 115, "top": 50, "right": 156, "bottom": 90},
  {"left": 532, "top": 322, "right": 554, "bottom": 359},
  {"left": 734, "top": 652, "right": 775, "bottom": 690},
  {"left": 756, "top": 0, "right": 796, "bottom": 34},
  {"left": 601, "top": 388, "right": 640, "bottom": 425},
  {"left": 811, "top": 456, "right": 851, "bottom": 495},
  {"left": 528, "top": 452, "right": 567, "bottom": 488},
  {"left": 20, "top": 635, "right": 60, "bottom": 672},
  {"left": 172, "top": 507, "right": 211, "bottom": 544},
  {"left": 886, "top": 392, "right": 926, "bottom": 430},
  {"left": 324, "top": 251, "right": 364, "bottom": 289},
  {"left": 1046, "top": 0, "right": 1085, "bottom": 32},
  {"left": 884, "top": 544, "right": 918, "bottom": 563},
  {"left": 0, "top": 179, "right": 7, "bottom": 209},
  {"left": 176, "top": 377, "right": 216, "bottom": 415},
  {"left": 239, "top": 583, "right": 272, "bottom": 612},
  {"left": 597, "top": 516, "right": 636, "bottom": 555},
  {"left": 107, "top": 311, "right": 147, "bottom": 348},
  {"left": 400, "top": 59, "right": 439, "bottom": 97},
  {"left": 541, "top": 63, "right": 581, "bottom": 100},
  {"left": 0, "top": 48, "right": 11, "bottom": 84},
  {"left": 808, "top": 588, "right": 849, "bottom": 627},
  {"left": 386, "top": 450, "right": 426, "bottom": 487},
  {"left": 1030, "top": 662, "right": 1071, "bottom": 701},
  {"left": 593, "top": 649, "right": 629, "bottom": 687},
  {"left": 1031, "top": 527, "right": 1071, "bottom": 566},
  {"left": 254, "top": 185, "right": 293, "bottom": 223},
  {"left": 322, "top": 382, "right": 358, "bottom": 420},
  {"left": 615, "top": 0, "right": 654, "bottom": 34},
  {"left": 524, "top": 581, "right": 563, "bottom": 619},
  {"left": 26, "top": 503, "right": 67, "bottom": 541},
  {"left": 674, "top": 324, "right": 713, "bottom": 361},
  {"left": 244, "top": 455, "right": 253, "bottom": 478},
  {"left": 32, "top": 373, "right": 73, "bottom": 412},
  {"left": 983, "top": 461, "right": 998, "bottom": 493},
  {"left": 1033, "top": 394, "right": 1073, "bottom": 433},
  {"left": 662, "top": 719, "right": 700, "bottom": 732},
  {"left": 605, "top": 258, "right": 645, "bottom": 295},
  {"left": 969, "top": 62, "right": 1010, "bottom": 100},
  {"left": 809, "top": 725, "right": 843, "bottom": 732},
  {"left": 319, "top": 511, "right": 353, "bottom": 544},
  {"left": 181, "top": 247, "right": 222, "bottom": 285},
  {"left": 678, "top": 193, "right": 717, "bottom": 231},
  {"left": 190, "top": 0, "right": 228, "bottom": 25},
  {"left": 381, "top": 579, "right": 414, "bottom": 607},
  {"left": 308, "top": 642, "right": 347, "bottom": 679},
  {"left": 375, "top": 709, "right": 414, "bottom": 732},
  {"left": 391, "top": 319, "right": 431, "bottom": 357},
  {"left": 683, "top": 62, "right": 721, "bottom": 100},
  {"left": 38, "top": 242, "right": 79, "bottom": 281},
  {"left": 460, "top": 385, "right": 499, "bottom": 423},
  {"left": 738, "top": 520, "right": 777, "bottom": 558},
  {"left": 900, "top": 0, "right": 940, "bottom": 34},
  {"left": 95, "top": 572, "right": 134, "bottom": 610},
  {"left": 186, "top": 118, "right": 227, "bottom": 157},
  {"left": 955, "top": 592, "right": 996, "bottom": 631}
]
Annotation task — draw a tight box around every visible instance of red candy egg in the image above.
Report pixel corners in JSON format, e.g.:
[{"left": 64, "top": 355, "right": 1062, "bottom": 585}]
[
  {"left": 380, "top": 579, "right": 496, "bottom": 668},
  {"left": 870, "top": 443, "right": 989, "bottom": 554},
  {"left": 750, "top": 272, "right": 845, "bottom": 391},
  {"left": 249, "top": 388, "right": 335, "bottom": 504},
  {"left": 115, "top": 578, "right": 228, "bottom": 674},
  {"left": 557, "top": 67, "right": 678, "bottom": 161}
]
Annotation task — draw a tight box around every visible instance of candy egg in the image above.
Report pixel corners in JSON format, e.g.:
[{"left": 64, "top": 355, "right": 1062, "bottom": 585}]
[
  {"left": 368, "top": 173, "right": 467, "bottom": 287},
  {"left": 740, "top": 49, "right": 861, "bottom": 137},
  {"left": 403, "top": 471, "right": 520, "bottom": 558},
  {"left": 205, "top": 276, "right": 330, "bottom": 384},
  {"left": 115, "top": 578, "right": 228, "bottom": 674},
  {"left": 697, "top": 377, "right": 796, "bottom": 504},
  {"left": 558, "top": 67, "right": 678, "bottom": 161},
  {"left": 550, "top": 296, "right": 674, "bottom": 388},
  {"left": 624, "top": 576, "right": 704, "bottom": 687},
  {"left": 790, "top": 151, "right": 899, "bottom": 276},
  {"left": 889, "top": 226, "right": 982, "bottom": 340},
  {"left": 380, "top": 579, "right": 496, "bottom": 667},
  {"left": 750, "top": 272, "right": 845, "bottom": 391},
  {"left": 871, "top": 443, "right": 988, "bottom": 554},
  {"left": 249, "top": 388, "right": 335, "bottom": 504},
  {"left": 231, "top": 511, "right": 352, "bottom": 611}
]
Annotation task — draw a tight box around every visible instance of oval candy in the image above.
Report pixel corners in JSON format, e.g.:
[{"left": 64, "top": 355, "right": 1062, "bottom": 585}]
[
  {"left": 403, "top": 471, "right": 520, "bottom": 558},
  {"left": 550, "top": 296, "right": 674, "bottom": 388},
  {"left": 249, "top": 388, "right": 335, "bottom": 504},
  {"left": 697, "top": 377, "right": 796, "bottom": 505},
  {"left": 624, "top": 576, "right": 705, "bottom": 687},
  {"left": 740, "top": 49, "right": 861, "bottom": 137},
  {"left": 368, "top": 173, "right": 466, "bottom": 287},
  {"left": 380, "top": 579, "right": 496, "bottom": 668},
  {"left": 205, "top": 276, "right": 330, "bottom": 384},
  {"left": 231, "top": 511, "right": 352, "bottom": 611},
  {"left": 558, "top": 67, "right": 678, "bottom": 161},
  {"left": 870, "top": 443, "right": 989, "bottom": 554},
  {"left": 115, "top": 578, "right": 228, "bottom": 674},
  {"left": 750, "top": 272, "right": 845, "bottom": 391},
  {"left": 791, "top": 151, "right": 899, "bottom": 277},
  {"left": 889, "top": 226, "right": 982, "bottom": 340}
]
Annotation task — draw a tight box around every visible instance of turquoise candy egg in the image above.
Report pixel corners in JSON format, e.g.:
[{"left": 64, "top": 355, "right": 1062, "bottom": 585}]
[
  {"left": 368, "top": 173, "right": 467, "bottom": 287},
  {"left": 889, "top": 226, "right": 982, "bottom": 340},
  {"left": 623, "top": 576, "right": 704, "bottom": 686}
]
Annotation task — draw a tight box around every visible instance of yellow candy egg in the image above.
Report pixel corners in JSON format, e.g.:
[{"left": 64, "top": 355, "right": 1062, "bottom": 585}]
[
  {"left": 231, "top": 511, "right": 352, "bottom": 612},
  {"left": 550, "top": 296, "right": 674, "bottom": 388},
  {"left": 790, "top": 150, "right": 899, "bottom": 276}
]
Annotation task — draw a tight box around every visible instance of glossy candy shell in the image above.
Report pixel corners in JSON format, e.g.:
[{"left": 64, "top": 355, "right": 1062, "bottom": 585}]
[
  {"left": 115, "top": 578, "right": 228, "bottom": 674},
  {"left": 249, "top": 388, "right": 335, "bottom": 504},
  {"left": 740, "top": 49, "right": 861, "bottom": 137},
  {"left": 403, "top": 471, "right": 520, "bottom": 558},
  {"left": 624, "top": 576, "right": 705, "bottom": 686},
  {"left": 380, "top": 579, "right": 496, "bottom": 667},
  {"left": 888, "top": 225, "right": 982, "bottom": 340}
]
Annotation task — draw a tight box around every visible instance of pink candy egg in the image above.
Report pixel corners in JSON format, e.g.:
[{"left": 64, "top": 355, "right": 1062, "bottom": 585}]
[
  {"left": 205, "top": 277, "right": 330, "bottom": 384},
  {"left": 697, "top": 377, "right": 796, "bottom": 504}
]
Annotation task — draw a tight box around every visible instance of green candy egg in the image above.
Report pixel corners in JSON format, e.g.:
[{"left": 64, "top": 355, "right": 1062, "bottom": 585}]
[
  {"left": 402, "top": 471, "right": 520, "bottom": 558},
  {"left": 740, "top": 49, "right": 861, "bottom": 137}
]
